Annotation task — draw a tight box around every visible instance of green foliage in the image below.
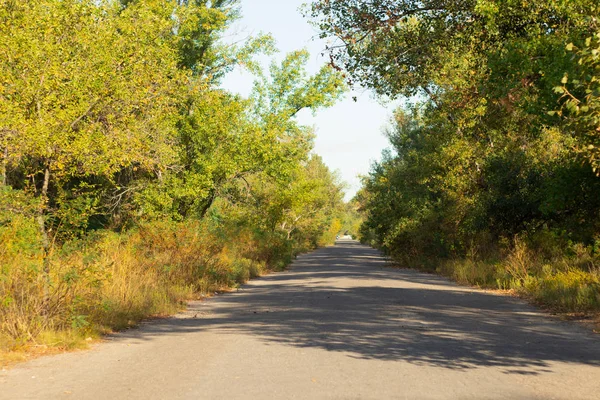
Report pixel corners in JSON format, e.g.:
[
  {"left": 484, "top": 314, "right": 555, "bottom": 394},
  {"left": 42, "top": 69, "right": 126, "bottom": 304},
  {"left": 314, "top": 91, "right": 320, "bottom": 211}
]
[
  {"left": 555, "top": 30, "right": 600, "bottom": 172},
  {"left": 313, "top": 0, "right": 600, "bottom": 312},
  {"left": 0, "top": 0, "right": 348, "bottom": 359},
  {"left": 309, "top": 0, "right": 597, "bottom": 97}
]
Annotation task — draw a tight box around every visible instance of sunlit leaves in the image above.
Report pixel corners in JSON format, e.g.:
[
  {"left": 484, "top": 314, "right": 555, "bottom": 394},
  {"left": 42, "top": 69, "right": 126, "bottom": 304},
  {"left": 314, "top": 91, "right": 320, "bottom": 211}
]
[
  {"left": 0, "top": 0, "right": 347, "bottom": 256},
  {"left": 0, "top": 0, "right": 182, "bottom": 181},
  {"left": 557, "top": 31, "right": 600, "bottom": 173},
  {"left": 318, "top": 0, "right": 600, "bottom": 259}
]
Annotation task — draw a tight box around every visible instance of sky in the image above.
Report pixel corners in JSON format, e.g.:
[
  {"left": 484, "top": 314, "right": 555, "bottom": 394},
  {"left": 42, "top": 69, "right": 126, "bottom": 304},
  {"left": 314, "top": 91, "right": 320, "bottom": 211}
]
[{"left": 219, "top": 0, "right": 398, "bottom": 201}]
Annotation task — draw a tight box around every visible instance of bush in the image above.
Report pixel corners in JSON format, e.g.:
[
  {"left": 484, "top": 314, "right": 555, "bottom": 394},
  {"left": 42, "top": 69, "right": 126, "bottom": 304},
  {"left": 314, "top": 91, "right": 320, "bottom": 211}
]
[
  {"left": 0, "top": 217, "right": 293, "bottom": 360},
  {"left": 524, "top": 269, "right": 600, "bottom": 312},
  {"left": 405, "top": 232, "right": 600, "bottom": 313}
]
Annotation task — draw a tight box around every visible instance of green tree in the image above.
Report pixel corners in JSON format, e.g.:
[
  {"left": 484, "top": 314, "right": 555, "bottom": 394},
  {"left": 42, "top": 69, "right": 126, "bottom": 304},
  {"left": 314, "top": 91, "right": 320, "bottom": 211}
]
[
  {"left": 138, "top": 49, "right": 345, "bottom": 220},
  {"left": 555, "top": 31, "right": 600, "bottom": 172},
  {"left": 0, "top": 0, "right": 186, "bottom": 286}
]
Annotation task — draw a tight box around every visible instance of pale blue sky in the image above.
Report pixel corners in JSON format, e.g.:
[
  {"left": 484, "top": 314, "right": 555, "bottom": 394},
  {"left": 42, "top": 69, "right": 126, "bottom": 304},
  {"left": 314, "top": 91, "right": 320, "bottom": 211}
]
[{"left": 220, "top": 0, "right": 398, "bottom": 201}]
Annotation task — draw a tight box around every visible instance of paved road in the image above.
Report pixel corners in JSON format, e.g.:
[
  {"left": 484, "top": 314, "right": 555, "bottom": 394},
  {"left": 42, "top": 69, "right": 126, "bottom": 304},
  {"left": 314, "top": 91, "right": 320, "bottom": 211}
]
[{"left": 2, "top": 241, "right": 600, "bottom": 399}]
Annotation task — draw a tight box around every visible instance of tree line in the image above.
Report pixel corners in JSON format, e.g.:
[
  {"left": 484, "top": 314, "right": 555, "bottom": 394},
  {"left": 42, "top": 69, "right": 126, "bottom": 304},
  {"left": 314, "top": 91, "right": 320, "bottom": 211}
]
[
  {"left": 0, "top": 0, "right": 348, "bottom": 353},
  {"left": 310, "top": 0, "right": 600, "bottom": 311}
]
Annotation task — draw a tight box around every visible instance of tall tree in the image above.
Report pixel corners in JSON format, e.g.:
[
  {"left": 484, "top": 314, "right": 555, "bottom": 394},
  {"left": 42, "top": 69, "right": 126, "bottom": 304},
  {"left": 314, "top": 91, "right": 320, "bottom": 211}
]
[
  {"left": 0, "top": 0, "right": 186, "bottom": 288},
  {"left": 138, "top": 49, "right": 345, "bottom": 220}
]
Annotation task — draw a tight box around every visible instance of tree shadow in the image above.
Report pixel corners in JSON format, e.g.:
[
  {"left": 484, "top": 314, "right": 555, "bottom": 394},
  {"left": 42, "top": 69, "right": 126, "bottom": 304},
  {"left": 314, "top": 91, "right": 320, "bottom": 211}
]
[{"left": 111, "top": 242, "right": 600, "bottom": 374}]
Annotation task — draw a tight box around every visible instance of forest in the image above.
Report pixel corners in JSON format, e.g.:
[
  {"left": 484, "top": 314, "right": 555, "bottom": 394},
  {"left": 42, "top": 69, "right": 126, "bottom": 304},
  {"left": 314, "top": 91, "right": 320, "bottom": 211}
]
[
  {"left": 309, "top": 0, "right": 600, "bottom": 312},
  {"left": 0, "top": 0, "right": 354, "bottom": 359}
]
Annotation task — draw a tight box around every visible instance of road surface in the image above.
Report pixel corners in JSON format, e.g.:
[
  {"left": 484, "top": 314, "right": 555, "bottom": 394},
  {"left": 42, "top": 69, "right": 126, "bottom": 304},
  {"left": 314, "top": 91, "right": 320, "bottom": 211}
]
[{"left": 2, "top": 241, "right": 600, "bottom": 399}]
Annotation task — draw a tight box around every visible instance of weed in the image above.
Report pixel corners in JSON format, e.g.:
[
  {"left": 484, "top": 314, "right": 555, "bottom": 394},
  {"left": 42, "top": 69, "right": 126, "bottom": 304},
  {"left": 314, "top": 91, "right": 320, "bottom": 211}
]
[{"left": 0, "top": 219, "right": 296, "bottom": 365}]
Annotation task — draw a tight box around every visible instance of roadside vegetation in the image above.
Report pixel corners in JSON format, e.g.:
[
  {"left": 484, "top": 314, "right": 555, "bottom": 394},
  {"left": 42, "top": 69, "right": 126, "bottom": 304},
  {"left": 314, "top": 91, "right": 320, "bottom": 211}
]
[
  {"left": 310, "top": 0, "right": 600, "bottom": 314},
  {"left": 0, "top": 0, "right": 350, "bottom": 364}
]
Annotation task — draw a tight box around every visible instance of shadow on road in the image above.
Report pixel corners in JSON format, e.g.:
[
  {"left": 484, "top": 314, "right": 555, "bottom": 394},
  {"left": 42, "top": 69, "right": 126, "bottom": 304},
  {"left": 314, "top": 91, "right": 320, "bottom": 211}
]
[{"left": 113, "top": 241, "right": 600, "bottom": 374}]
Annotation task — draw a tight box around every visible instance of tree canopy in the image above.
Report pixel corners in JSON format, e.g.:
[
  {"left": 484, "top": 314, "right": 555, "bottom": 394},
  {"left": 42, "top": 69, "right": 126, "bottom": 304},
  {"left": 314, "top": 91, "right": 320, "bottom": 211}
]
[
  {"left": 0, "top": 0, "right": 349, "bottom": 338},
  {"left": 311, "top": 0, "right": 600, "bottom": 280}
]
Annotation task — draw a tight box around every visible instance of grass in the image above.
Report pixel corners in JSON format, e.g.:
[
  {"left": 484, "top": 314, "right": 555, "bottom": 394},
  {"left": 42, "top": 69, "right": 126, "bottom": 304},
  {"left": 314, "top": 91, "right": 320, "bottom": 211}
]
[
  {"left": 0, "top": 330, "right": 96, "bottom": 368},
  {"left": 0, "top": 219, "right": 283, "bottom": 367},
  {"left": 386, "top": 236, "right": 600, "bottom": 322}
]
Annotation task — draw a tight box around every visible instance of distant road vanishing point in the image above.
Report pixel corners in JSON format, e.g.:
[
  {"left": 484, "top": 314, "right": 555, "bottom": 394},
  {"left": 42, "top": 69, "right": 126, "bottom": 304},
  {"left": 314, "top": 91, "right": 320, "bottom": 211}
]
[{"left": 2, "top": 240, "right": 600, "bottom": 399}]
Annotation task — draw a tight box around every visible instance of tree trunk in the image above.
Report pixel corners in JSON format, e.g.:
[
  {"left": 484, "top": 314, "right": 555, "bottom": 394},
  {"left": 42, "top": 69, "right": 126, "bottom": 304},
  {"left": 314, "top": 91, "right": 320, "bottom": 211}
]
[
  {"left": 36, "top": 165, "right": 51, "bottom": 312},
  {"left": 199, "top": 190, "right": 216, "bottom": 218},
  {"left": 1, "top": 146, "right": 7, "bottom": 186}
]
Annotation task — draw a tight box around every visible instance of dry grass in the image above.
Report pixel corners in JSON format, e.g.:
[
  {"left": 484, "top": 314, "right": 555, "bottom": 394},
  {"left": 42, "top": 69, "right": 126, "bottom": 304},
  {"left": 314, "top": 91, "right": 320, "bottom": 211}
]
[
  {"left": 392, "top": 235, "right": 600, "bottom": 318},
  {"left": 0, "top": 219, "right": 273, "bottom": 366}
]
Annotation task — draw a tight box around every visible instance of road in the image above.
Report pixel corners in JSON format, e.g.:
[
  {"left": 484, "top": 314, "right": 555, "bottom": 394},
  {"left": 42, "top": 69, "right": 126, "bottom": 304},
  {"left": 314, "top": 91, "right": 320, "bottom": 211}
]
[{"left": 2, "top": 241, "right": 600, "bottom": 399}]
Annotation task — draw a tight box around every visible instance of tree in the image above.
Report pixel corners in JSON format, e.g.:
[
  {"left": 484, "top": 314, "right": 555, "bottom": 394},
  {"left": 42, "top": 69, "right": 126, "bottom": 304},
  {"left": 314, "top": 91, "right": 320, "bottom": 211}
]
[
  {"left": 0, "top": 0, "right": 351, "bottom": 341},
  {"left": 137, "top": 49, "right": 345, "bottom": 220},
  {"left": 309, "top": 0, "right": 600, "bottom": 257},
  {"left": 0, "top": 0, "right": 186, "bottom": 295},
  {"left": 309, "top": 0, "right": 596, "bottom": 98},
  {"left": 555, "top": 31, "right": 600, "bottom": 172}
]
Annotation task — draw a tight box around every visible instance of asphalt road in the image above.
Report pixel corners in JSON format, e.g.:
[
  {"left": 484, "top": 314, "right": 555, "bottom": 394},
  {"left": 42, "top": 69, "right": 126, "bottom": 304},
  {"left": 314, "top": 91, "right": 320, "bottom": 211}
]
[{"left": 2, "top": 240, "right": 600, "bottom": 399}]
